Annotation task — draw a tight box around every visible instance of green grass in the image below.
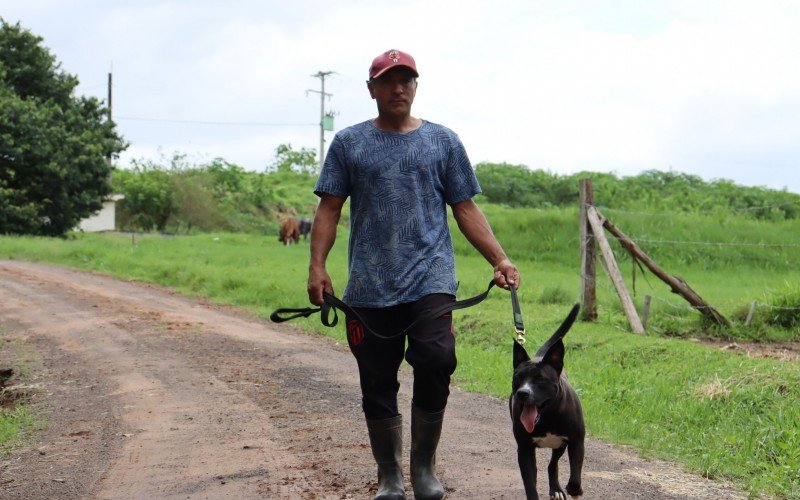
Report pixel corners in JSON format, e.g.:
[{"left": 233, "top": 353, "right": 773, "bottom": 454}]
[
  {"left": 0, "top": 326, "right": 42, "bottom": 456},
  {"left": 0, "top": 405, "right": 37, "bottom": 455},
  {"left": 1, "top": 219, "right": 799, "bottom": 497}
]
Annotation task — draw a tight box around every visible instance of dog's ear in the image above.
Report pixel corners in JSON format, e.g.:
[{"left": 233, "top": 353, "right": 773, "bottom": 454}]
[
  {"left": 543, "top": 338, "right": 565, "bottom": 374},
  {"left": 513, "top": 340, "right": 530, "bottom": 369}
]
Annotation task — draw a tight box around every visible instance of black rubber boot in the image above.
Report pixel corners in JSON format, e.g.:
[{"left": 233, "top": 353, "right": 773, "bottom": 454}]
[
  {"left": 410, "top": 405, "right": 446, "bottom": 500},
  {"left": 366, "top": 415, "right": 406, "bottom": 500}
]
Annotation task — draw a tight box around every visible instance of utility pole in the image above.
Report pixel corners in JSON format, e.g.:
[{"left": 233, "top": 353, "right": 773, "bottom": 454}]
[
  {"left": 107, "top": 71, "right": 113, "bottom": 122},
  {"left": 308, "top": 71, "right": 335, "bottom": 171},
  {"left": 106, "top": 68, "right": 113, "bottom": 164}
]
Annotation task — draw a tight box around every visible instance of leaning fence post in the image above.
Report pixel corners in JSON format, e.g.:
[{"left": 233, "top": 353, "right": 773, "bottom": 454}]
[
  {"left": 579, "top": 179, "right": 597, "bottom": 321},
  {"left": 586, "top": 206, "right": 645, "bottom": 334}
]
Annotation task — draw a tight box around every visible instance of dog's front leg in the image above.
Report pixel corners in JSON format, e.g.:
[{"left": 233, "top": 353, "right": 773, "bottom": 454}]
[
  {"left": 547, "top": 445, "right": 567, "bottom": 499},
  {"left": 565, "top": 440, "right": 584, "bottom": 497},
  {"left": 517, "top": 445, "right": 539, "bottom": 500}
]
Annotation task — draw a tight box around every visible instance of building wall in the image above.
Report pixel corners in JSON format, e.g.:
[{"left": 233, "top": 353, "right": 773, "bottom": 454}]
[{"left": 78, "top": 195, "right": 123, "bottom": 232}]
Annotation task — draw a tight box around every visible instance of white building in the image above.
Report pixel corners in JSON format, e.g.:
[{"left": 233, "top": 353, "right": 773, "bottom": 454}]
[{"left": 78, "top": 194, "right": 124, "bottom": 232}]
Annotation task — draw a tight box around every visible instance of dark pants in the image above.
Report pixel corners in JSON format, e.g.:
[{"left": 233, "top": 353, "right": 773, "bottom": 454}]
[{"left": 346, "top": 293, "right": 457, "bottom": 420}]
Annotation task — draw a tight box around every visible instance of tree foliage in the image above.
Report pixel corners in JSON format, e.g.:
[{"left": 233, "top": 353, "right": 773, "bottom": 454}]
[
  {"left": 112, "top": 145, "right": 319, "bottom": 234},
  {"left": 113, "top": 160, "right": 174, "bottom": 232},
  {"left": 267, "top": 143, "right": 318, "bottom": 174},
  {"left": 0, "top": 19, "right": 126, "bottom": 236},
  {"left": 475, "top": 163, "right": 800, "bottom": 220}
]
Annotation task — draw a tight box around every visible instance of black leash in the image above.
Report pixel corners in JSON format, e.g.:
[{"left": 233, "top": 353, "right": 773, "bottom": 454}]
[
  {"left": 509, "top": 284, "right": 526, "bottom": 345},
  {"left": 271, "top": 280, "right": 528, "bottom": 343},
  {"left": 271, "top": 281, "right": 500, "bottom": 340}
]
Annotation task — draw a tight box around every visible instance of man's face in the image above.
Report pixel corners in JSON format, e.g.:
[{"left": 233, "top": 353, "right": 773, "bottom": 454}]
[{"left": 367, "top": 67, "right": 418, "bottom": 117}]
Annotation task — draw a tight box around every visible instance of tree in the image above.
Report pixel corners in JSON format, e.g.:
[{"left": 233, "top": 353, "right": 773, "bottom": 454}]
[
  {"left": 267, "top": 143, "right": 318, "bottom": 174},
  {"left": 113, "top": 160, "right": 173, "bottom": 232},
  {"left": 0, "top": 19, "right": 126, "bottom": 236}
]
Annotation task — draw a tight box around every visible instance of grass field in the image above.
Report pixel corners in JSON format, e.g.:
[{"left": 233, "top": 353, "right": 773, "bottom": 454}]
[{"left": 1, "top": 208, "right": 799, "bottom": 497}]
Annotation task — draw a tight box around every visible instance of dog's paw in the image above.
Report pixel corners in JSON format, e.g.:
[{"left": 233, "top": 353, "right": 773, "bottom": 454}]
[
  {"left": 550, "top": 490, "right": 567, "bottom": 500},
  {"left": 565, "top": 480, "right": 583, "bottom": 497}
]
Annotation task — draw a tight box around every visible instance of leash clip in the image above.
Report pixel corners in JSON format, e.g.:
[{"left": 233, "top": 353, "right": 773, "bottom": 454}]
[
  {"left": 514, "top": 328, "right": 526, "bottom": 345},
  {"left": 510, "top": 285, "right": 526, "bottom": 345}
]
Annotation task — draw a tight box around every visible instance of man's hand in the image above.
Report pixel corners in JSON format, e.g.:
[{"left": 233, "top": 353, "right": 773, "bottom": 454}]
[
  {"left": 493, "top": 258, "right": 521, "bottom": 290},
  {"left": 307, "top": 265, "right": 334, "bottom": 306}
]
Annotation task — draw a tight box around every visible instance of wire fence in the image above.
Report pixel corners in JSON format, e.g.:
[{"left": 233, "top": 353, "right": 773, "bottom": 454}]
[
  {"left": 581, "top": 270, "right": 800, "bottom": 325},
  {"left": 597, "top": 199, "right": 800, "bottom": 218},
  {"left": 581, "top": 201, "right": 800, "bottom": 321}
]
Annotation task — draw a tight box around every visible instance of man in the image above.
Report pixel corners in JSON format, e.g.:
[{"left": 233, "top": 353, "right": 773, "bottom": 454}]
[{"left": 307, "top": 49, "right": 520, "bottom": 500}]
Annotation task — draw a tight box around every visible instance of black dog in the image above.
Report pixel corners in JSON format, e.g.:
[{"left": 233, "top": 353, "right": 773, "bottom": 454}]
[{"left": 510, "top": 304, "right": 584, "bottom": 499}]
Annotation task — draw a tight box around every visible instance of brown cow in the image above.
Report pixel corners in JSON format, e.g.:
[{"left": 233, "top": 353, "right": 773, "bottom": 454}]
[{"left": 279, "top": 218, "right": 300, "bottom": 245}]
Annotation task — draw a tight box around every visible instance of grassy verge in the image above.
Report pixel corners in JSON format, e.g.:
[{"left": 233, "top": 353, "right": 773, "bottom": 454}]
[
  {"left": 0, "top": 405, "right": 37, "bottom": 455},
  {"left": 0, "top": 327, "right": 42, "bottom": 456},
  {"left": 1, "top": 232, "right": 798, "bottom": 497}
]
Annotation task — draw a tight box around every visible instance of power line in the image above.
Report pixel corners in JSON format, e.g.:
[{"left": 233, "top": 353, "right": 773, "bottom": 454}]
[{"left": 115, "top": 115, "right": 317, "bottom": 127}]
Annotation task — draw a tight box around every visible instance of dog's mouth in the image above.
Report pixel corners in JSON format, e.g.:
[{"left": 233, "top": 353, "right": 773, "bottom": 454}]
[{"left": 520, "top": 404, "right": 540, "bottom": 433}]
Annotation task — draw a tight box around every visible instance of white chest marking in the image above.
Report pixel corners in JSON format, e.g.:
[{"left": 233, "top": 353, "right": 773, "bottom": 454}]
[{"left": 532, "top": 433, "right": 567, "bottom": 449}]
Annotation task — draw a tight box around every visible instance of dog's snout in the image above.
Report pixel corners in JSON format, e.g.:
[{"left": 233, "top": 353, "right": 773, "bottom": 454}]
[{"left": 515, "top": 386, "right": 532, "bottom": 401}]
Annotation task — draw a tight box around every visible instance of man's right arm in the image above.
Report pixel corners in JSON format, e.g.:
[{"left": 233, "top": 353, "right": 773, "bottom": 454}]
[{"left": 307, "top": 193, "right": 345, "bottom": 305}]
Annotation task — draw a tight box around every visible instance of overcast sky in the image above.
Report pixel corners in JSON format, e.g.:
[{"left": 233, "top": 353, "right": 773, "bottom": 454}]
[{"left": 4, "top": 0, "right": 800, "bottom": 194}]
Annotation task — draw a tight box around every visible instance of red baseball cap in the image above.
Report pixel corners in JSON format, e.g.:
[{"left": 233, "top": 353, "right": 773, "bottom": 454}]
[{"left": 369, "top": 49, "right": 419, "bottom": 80}]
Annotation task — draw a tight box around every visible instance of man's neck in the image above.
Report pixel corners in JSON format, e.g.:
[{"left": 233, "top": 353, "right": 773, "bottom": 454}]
[{"left": 372, "top": 115, "right": 422, "bottom": 134}]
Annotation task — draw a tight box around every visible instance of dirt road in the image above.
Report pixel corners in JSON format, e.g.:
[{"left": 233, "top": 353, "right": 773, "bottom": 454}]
[{"left": 0, "top": 261, "right": 746, "bottom": 499}]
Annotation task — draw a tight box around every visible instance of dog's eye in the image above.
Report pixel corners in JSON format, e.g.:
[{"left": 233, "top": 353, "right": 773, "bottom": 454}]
[{"left": 534, "top": 379, "right": 555, "bottom": 389}]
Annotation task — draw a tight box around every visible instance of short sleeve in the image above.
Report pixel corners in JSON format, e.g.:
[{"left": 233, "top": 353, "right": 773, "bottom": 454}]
[
  {"left": 442, "top": 133, "right": 482, "bottom": 205},
  {"left": 314, "top": 134, "right": 350, "bottom": 199}
]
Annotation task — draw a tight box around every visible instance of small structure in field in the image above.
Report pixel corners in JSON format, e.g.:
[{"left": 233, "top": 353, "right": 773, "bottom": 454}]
[{"left": 78, "top": 194, "right": 125, "bottom": 232}]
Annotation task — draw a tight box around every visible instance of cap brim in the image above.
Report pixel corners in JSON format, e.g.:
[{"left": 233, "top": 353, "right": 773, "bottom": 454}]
[{"left": 371, "top": 64, "right": 419, "bottom": 79}]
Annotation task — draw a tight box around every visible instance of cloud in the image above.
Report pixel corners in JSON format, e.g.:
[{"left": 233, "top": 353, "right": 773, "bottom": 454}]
[{"left": 4, "top": 0, "right": 799, "bottom": 192}]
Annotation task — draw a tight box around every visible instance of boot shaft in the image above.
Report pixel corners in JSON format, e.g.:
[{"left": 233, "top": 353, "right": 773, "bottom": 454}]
[
  {"left": 411, "top": 405, "right": 444, "bottom": 454},
  {"left": 366, "top": 414, "right": 403, "bottom": 464},
  {"left": 366, "top": 415, "right": 406, "bottom": 500},
  {"left": 410, "top": 405, "right": 445, "bottom": 500}
]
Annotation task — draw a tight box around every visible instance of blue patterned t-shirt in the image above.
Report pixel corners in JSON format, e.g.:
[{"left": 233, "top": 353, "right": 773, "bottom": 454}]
[{"left": 314, "top": 120, "right": 482, "bottom": 307}]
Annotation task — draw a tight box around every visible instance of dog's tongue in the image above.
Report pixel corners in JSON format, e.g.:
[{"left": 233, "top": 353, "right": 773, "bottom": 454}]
[{"left": 521, "top": 404, "right": 538, "bottom": 433}]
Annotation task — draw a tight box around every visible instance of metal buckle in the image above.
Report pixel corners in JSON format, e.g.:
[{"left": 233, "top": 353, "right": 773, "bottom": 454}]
[{"left": 514, "top": 327, "right": 526, "bottom": 345}]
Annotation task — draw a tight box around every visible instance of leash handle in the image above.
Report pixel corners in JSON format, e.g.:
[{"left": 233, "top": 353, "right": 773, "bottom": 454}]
[
  {"left": 269, "top": 307, "right": 320, "bottom": 323},
  {"left": 510, "top": 284, "right": 526, "bottom": 345},
  {"left": 269, "top": 304, "right": 338, "bottom": 327}
]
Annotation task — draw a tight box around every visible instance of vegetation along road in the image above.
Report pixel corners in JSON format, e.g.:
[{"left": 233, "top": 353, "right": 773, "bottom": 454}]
[{"left": 0, "top": 261, "right": 748, "bottom": 499}]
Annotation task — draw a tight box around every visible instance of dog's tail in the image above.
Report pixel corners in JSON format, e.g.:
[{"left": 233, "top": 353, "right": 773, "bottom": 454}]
[{"left": 534, "top": 303, "right": 580, "bottom": 360}]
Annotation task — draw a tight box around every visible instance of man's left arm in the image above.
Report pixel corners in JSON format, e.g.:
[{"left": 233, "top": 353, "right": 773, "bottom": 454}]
[{"left": 451, "top": 198, "right": 521, "bottom": 289}]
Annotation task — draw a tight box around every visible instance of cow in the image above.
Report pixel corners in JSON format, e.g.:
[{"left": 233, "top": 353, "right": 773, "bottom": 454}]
[
  {"left": 297, "top": 217, "right": 313, "bottom": 240},
  {"left": 279, "top": 218, "right": 300, "bottom": 245}
]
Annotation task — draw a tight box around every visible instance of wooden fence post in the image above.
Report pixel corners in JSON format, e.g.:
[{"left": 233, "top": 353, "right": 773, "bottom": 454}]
[
  {"left": 579, "top": 179, "right": 597, "bottom": 321},
  {"left": 587, "top": 206, "right": 645, "bottom": 333},
  {"left": 745, "top": 301, "right": 757, "bottom": 326},
  {"left": 642, "top": 295, "right": 652, "bottom": 330}
]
